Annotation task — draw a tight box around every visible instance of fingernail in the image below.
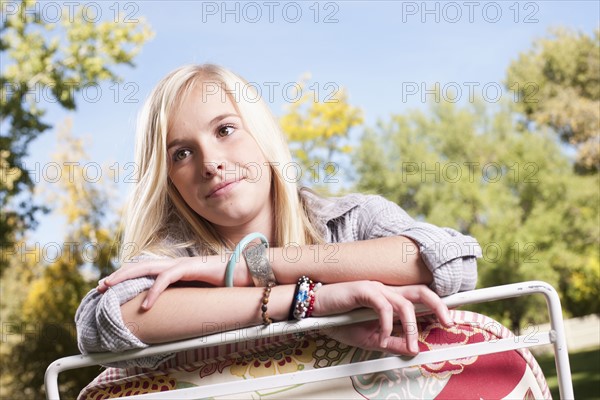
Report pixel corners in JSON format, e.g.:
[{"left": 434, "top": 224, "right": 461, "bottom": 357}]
[
  {"left": 381, "top": 338, "right": 389, "bottom": 348},
  {"left": 141, "top": 299, "right": 148, "bottom": 309},
  {"left": 410, "top": 341, "right": 418, "bottom": 354}
]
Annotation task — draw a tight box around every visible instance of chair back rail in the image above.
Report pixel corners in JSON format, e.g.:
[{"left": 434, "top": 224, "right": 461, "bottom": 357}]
[{"left": 44, "top": 281, "right": 574, "bottom": 399}]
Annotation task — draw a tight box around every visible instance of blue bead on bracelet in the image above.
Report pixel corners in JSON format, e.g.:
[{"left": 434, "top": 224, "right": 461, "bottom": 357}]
[{"left": 225, "top": 232, "right": 269, "bottom": 287}]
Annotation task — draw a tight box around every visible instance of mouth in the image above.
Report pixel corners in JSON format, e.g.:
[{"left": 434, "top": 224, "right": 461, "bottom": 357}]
[{"left": 206, "top": 178, "right": 243, "bottom": 198}]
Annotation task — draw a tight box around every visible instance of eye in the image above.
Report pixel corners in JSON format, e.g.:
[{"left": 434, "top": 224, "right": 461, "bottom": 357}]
[
  {"left": 217, "top": 124, "right": 235, "bottom": 137},
  {"left": 173, "top": 149, "right": 191, "bottom": 162}
]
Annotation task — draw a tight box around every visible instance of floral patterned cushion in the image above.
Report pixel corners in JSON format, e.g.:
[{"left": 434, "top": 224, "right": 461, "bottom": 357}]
[{"left": 78, "top": 310, "right": 550, "bottom": 399}]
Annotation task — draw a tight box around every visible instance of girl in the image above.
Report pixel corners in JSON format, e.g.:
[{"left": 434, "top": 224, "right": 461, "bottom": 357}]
[{"left": 76, "top": 64, "right": 481, "bottom": 369}]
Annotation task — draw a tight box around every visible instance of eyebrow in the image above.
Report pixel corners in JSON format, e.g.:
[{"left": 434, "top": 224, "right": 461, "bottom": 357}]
[
  {"left": 166, "top": 113, "right": 240, "bottom": 151},
  {"left": 209, "top": 113, "right": 239, "bottom": 126},
  {"left": 166, "top": 138, "right": 184, "bottom": 151}
]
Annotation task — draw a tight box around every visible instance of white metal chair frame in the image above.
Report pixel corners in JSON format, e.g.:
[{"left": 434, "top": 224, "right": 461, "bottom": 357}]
[{"left": 45, "top": 281, "right": 574, "bottom": 399}]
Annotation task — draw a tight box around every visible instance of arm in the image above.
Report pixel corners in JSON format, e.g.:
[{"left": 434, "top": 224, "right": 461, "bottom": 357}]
[
  {"left": 99, "top": 195, "right": 481, "bottom": 307},
  {"left": 121, "top": 285, "right": 294, "bottom": 344},
  {"left": 120, "top": 282, "right": 451, "bottom": 354},
  {"left": 269, "top": 237, "right": 432, "bottom": 287},
  {"left": 98, "top": 238, "right": 430, "bottom": 311},
  {"left": 75, "top": 276, "right": 176, "bottom": 368},
  {"left": 119, "top": 240, "right": 433, "bottom": 344},
  {"left": 77, "top": 274, "right": 452, "bottom": 366}
]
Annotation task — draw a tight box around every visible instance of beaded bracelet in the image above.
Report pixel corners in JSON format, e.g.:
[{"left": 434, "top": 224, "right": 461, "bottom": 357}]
[
  {"left": 260, "top": 282, "right": 275, "bottom": 326},
  {"left": 306, "top": 282, "right": 317, "bottom": 318},
  {"left": 289, "top": 276, "right": 322, "bottom": 320}
]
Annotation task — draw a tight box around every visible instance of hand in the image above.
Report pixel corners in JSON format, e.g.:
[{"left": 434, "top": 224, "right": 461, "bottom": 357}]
[
  {"left": 313, "top": 282, "right": 453, "bottom": 355},
  {"left": 96, "top": 255, "right": 253, "bottom": 309}
]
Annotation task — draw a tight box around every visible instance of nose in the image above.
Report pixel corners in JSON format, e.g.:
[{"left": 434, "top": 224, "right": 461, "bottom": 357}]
[
  {"left": 195, "top": 138, "right": 226, "bottom": 179},
  {"left": 203, "top": 161, "right": 224, "bottom": 178}
]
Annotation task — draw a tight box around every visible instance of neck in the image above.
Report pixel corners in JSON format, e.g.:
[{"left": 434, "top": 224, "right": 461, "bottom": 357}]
[{"left": 215, "top": 204, "right": 275, "bottom": 248}]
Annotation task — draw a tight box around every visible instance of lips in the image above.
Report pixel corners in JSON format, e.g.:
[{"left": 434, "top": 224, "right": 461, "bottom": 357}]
[{"left": 206, "top": 178, "right": 243, "bottom": 198}]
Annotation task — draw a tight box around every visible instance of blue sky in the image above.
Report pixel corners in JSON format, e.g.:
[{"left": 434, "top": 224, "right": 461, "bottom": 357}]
[{"left": 18, "top": 0, "right": 599, "bottom": 247}]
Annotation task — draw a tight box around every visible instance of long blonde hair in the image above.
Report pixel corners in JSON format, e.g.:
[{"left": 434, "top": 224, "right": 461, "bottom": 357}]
[{"left": 121, "top": 64, "right": 322, "bottom": 259}]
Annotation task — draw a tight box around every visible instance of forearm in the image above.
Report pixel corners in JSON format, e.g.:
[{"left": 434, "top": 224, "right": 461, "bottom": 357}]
[
  {"left": 121, "top": 285, "right": 295, "bottom": 344},
  {"left": 270, "top": 236, "right": 432, "bottom": 286},
  {"left": 195, "top": 236, "right": 430, "bottom": 288}
]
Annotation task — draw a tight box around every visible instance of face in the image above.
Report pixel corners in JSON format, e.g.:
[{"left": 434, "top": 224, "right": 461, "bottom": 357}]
[{"left": 167, "top": 81, "right": 273, "bottom": 240}]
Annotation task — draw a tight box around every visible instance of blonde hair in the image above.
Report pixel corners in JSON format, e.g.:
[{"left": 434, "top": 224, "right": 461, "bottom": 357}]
[{"left": 121, "top": 64, "right": 322, "bottom": 259}]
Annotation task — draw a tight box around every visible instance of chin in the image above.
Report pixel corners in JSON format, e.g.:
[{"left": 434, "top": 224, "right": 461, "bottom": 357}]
[{"left": 214, "top": 210, "right": 257, "bottom": 227}]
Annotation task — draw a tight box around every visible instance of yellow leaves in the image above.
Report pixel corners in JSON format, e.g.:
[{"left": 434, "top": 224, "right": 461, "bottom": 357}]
[
  {"left": 280, "top": 73, "right": 363, "bottom": 189},
  {"left": 0, "top": 150, "right": 22, "bottom": 191},
  {"left": 13, "top": 120, "right": 115, "bottom": 322},
  {"left": 22, "top": 278, "right": 46, "bottom": 321},
  {"left": 22, "top": 259, "right": 89, "bottom": 322},
  {"left": 38, "top": 119, "right": 117, "bottom": 248},
  {"left": 282, "top": 83, "right": 363, "bottom": 143},
  {"left": 324, "top": 162, "right": 337, "bottom": 176},
  {"left": 3, "top": 0, "right": 154, "bottom": 106},
  {"left": 57, "top": 4, "right": 154, "bottom": 69},
  {"left": 340, "top": 145, "right": 352, "bottom": 154}
]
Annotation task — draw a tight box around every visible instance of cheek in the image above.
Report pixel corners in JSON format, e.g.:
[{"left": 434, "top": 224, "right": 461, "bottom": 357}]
[
  {"left": 169, "top": 170, "right": 182, "bottom": 190},
  {"left": 251, "top": 159, "right": 271, "bottom": 187},
  {"left": 169, "top": 169, "right": 194, "bottom": 198},
  {"left": 237, "top": 145, "right": 268, "bottom": 181},
  {"left": 244, "top": 163, "right": 261, "bottom": 182}
]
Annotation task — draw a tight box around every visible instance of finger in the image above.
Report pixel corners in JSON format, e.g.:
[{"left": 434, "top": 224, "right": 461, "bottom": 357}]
[
  {"left": 361, "top": 288, "right": 394, "bottom": 348},
  {"left": 413, "top": 287, "right": 454, "bottom": 327},
  {"left": 391, "top": 285, "right": 454, "bottom": 327},
  {"left": 398, "top": 286, "right": 454, "bottom": 327},
  {"left": 101, "top": 270, "right": 128, "bottom": 287},
  {"left": 96, "top": 279, "right": 108, "bottom": 293},
  {"left": 103, "top": 259, "right": 169, "bottom": 287},
  {"left": 141, "top": 268, "right": 182, "bottom": 309},
  {"left": 381, "top": 334, "right": 411, "bottom": 355},
  {"left": 97, "top": 274, "right": 124, "bottom": 291},
  {"left": 390, "top": 297, "right": 419, "bottom": 355},
  {"left": 360, "top": 284, "right": 394, "bottom": 348}
]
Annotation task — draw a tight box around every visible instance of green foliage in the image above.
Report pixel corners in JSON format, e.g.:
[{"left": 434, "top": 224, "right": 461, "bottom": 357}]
[
  {"left": 506, "top": 28, "right": 600, "bottom": 173},
  {"left": 351, "top": 28, "right": 600, "bottom": 328},
  {"left": 354, "top": 99, "right": 599, "bottom": 330},
  {"left": 0, "top": 0, "right": 153, "bottom": 274}
]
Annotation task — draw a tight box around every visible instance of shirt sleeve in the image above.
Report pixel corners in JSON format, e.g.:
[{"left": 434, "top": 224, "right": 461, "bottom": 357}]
[
  {"left": 75, "top": 276, "right": 175, "bottom": 368},
  {"left": 353, "top": 195, "right": 482, "bottom": 296}
]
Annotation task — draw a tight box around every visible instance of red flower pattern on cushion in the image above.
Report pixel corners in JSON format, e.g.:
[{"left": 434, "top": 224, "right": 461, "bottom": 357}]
[{"left": 418, "top": 321, "right": 528, "bottom": 399}]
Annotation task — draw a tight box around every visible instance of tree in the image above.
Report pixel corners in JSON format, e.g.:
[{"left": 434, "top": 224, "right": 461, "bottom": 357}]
[
  {"left": 354, "top": 98, "right": 599, "bottom": 331},
  {"left": 0, "top": 237, "right": 42, "bottom": 398},
  {"left": 0, "top": 121, "right": 121, "bottom": 398},
  {"left": 506, "top": 28, "right": 600, "bottom": 173},
  {"left": 0, "top": 0, "right": 152, "bottom": 274},
  {"left": 280, "top": 74, "right": 363, "bottom": 191}
]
